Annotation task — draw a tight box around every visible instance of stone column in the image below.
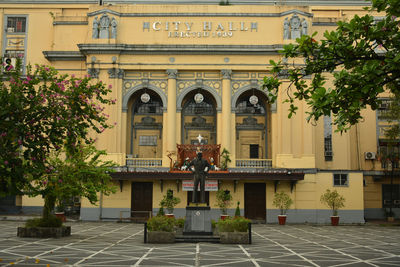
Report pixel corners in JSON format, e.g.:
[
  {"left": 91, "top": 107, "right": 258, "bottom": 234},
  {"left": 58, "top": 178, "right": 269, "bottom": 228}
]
[
  {"left": 221, "top": 69, "right": 232, "bottom": 164},
  {"left": 165, "top": 69, "right": 178, "bottom": 167}
]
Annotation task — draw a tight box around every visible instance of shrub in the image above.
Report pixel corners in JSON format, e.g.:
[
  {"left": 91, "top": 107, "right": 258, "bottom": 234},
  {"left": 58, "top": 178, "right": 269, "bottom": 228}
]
[
  {"left": 175, "top": 217, "right": 185, "bottom": 228},
  {"left": 217, "top": 217, "right": 234, "bottom": 232},
  {"left": 157, "top": 206, "right": 165, "bottom": 216},
  {"left": 234, "top": 201, "right": 241, "bottom": 217},
  {"left": 25, "top": 216, "right": 62, "bottom": 228},
  {"left": 233, "top": 217, "right": 251, "bottom": 232},
  {"left": 211, "top": 219, "right": 217, "bottom": 229},
  {"left": 147, "top": 215, "right": 175, "bottom": 232},
  {"left": 217, "top": 216, "right": 251, "bottom": 232}
]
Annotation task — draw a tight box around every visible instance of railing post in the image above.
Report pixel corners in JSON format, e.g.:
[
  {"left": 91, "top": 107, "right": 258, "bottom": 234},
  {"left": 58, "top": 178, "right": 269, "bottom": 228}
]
[
  {"left": 248, "top": 222, "right": 252, "bottom": 244},
  {"left": 144, "top": 222, "right": 147, "bottom": 243}
]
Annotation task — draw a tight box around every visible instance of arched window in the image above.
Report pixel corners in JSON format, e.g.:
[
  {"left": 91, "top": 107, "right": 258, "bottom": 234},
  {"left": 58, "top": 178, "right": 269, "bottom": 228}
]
[
  {"left": 181, "top": 91, "right": 216, "bottom": 145},
  {"left": 128, "top": 90, "right": 163, "bottom": 158},
  {"left": 235, "top": 91, "right": 269, "bottom": 159}
]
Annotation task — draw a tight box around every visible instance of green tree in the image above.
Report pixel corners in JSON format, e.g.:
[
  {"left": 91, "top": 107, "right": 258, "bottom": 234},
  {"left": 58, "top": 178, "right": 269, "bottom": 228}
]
[
  {"left": 263, "top": 0, "right": 400, "bottom": 131},
  {"left": 40, "top": 143, "right": 116, "bottom": 220},
  {"left": 0, "top": 60, "right": 115, "bottom": 197}
]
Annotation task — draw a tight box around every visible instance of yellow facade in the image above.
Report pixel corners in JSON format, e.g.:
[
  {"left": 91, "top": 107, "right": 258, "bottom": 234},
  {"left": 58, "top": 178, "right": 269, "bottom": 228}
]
[{"left": 0, "top": 0, "right": 394, "bottom": 223}]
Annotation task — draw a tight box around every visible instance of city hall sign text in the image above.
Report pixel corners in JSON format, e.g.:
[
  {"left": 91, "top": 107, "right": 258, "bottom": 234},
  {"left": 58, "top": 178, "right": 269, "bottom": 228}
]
[{"left": 143, "top": 21, "right": 258, "bottom": 38}]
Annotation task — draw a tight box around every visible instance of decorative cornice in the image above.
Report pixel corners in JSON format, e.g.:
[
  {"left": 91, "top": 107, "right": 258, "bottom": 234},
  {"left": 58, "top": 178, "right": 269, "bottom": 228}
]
[
  {"left": 312, "top": 22, "right": 338, "bottom": 26},
  {"left": 221, "top": 69, "right": 232, "bottom": 79},
  {"left": 166, "top": 69, "right": 178, "bottom": 79},
  {"left": 42, "top": 51, "right": 85, "bottom": 61},
  {"left": 53, "top": 21, "right": 88, "bottom": 26},
  {"left": 0, "top": 0, "right": 371, "bottom": 5},
  {"left": 88, "top": 8, "right": 314, "bottom": 18},
  {"left": 78, "top": 44, "right": 284, "bottom": 55}
]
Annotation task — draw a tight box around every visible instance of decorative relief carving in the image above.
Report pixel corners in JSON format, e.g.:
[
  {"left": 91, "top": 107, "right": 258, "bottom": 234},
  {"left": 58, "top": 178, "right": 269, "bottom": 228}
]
[
  {"left": 123, "top": 80, "right": 141, "bottom": 95},
  {"left": 231, "top": 80, "right": 250, "bottom": 95},
  {"left": 108, "top": 68, "right": 124, "bottom": 79},
  {"left": 87, "top": 68, "right": 99, "bottom": 78},
  {"left": 284, "top": 14, "right": 308, "bottom": 40},
  {"left": 177, "top": 80, "right": 196, "bottom": 94},
  {"left": 204, "top": 80, "right": 221, "bottom": 96},
  {"left": 149, "top": 80, "right": 168, "bottom": 93},
  {"left": 221, "top": 69, "right": 232, "bottom": 79},
  {"left": 166, "top": 69, "right": 178, "bottom": 79}
]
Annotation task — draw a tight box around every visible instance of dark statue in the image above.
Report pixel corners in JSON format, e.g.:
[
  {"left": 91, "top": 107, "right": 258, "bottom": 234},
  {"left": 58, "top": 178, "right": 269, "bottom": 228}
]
[{"left": 188, "top": 151, "right": 211, "bottom": 203}]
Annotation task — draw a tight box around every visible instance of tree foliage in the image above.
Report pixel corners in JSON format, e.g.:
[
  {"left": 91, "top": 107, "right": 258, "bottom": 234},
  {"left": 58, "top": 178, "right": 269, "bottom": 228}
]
[
  {"left": 0, "top": 60, "right": 115, "bottom": 196},
  {"left": 39, "top": 143, "right": 116, "bottom": 219},
  {"left": 263, "top": 0, "right": 400, "bottom": 131},
  {"left": 320, "top": 189, "right": 345, "bottom": 216}
]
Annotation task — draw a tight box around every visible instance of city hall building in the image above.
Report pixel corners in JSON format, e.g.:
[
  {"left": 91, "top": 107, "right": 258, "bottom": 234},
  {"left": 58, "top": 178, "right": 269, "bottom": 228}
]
[{"left": 0, "top": 0, "right": 398, "bottom": 223}]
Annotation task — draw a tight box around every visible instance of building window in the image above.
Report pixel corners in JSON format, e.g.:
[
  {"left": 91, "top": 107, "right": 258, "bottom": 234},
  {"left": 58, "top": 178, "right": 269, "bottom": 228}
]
[
  {"left": 333, "top": 173, "right": 348, "bottom": 186},
  {"left": 7, "top": 17, "right": 26, "bottom": 33},
  {"left": 377, "top": 99, "right": 391, "bottom": 121},
  {"left": 324, "top": 115, "right": 333, "bottom": 161},
  {"left": 250, "top": 144, "right": 259, "bottom": 158},
  {"left": 139, "top": 135, "right": 157, "bottom": 146},
  {"left": 382, "top": 184, "right": 400, "bottom": 208}
]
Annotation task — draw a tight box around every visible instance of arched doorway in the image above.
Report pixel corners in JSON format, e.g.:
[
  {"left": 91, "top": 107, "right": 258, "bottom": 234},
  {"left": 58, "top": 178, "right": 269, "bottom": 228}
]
[
  {"left": 235, "top": 90, "right": 270, "bottom": 159},
  {"left": 181, "top": 90, "right": 217, "bottom": 145},
  {"left": 127, "top": 89, "right": 163, "bottom": 158}
]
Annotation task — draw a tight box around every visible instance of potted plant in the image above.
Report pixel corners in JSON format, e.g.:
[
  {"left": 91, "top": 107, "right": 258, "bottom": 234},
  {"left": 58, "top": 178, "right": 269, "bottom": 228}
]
[
  {"left": 384, "top": 208, "right": 395, "bottom": 222},
  {"left": 160, "top": 189, "right": 180, "bottom": 217},
  {"left": 220, "top": 148, "right": 231, "bottom": 170},
  {"left": 54, "top": 199, "right": 66, "bottom": 222},
  {"left": 272, "top": 191, "right": 293, "bottom": 225},
  {"left": 216, "top": 189, "right": 232, "bottom": 219},
  {"left": 320, "top": 189, "right": 345, "bottom": 226},
  {"left": 146, "top": 215, "right": 176, "bottom": 243}
]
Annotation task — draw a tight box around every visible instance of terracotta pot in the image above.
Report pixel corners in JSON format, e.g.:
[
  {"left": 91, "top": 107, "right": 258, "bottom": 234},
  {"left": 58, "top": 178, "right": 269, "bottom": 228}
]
[
  {"left": 278, "top": 215, "right": 287, "bottom": 225},
  {"left": 55, "top": 212, "right": 66, "bottom": 222},
  {"left": 165, "top": 214, "right": 175, "bottom": 218},
  {"left": 220, "top": 214, "right": 229, "bottom": 220},
  {"left": 331, "top": 216, "right": 340, "bottom": 226}
]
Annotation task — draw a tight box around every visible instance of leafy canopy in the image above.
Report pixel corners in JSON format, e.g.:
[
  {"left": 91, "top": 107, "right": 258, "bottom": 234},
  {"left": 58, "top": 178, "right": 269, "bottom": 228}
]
[
  {"left": 0, "top": 59, "right": 115, "bottom": 196},
  {"left": 263, "top": 0, "right": 400, "bottom": 131}
]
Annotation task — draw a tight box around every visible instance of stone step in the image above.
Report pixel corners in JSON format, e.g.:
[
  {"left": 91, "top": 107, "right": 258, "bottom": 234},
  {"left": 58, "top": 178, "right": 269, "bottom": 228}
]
[{"left": 175, "top": 235, "right": 220, "bottom": 243}]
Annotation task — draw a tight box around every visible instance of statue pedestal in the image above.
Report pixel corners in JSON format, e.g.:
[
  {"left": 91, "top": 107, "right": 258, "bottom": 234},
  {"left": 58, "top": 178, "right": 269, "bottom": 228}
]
[{"left": 183, "top": 204, "right": 212, "bottom": 235}]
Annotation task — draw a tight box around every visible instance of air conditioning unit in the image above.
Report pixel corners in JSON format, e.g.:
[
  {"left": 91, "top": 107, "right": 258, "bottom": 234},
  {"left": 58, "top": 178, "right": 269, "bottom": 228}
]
[
  {"left": 3, "top": 57, "right": 16, "bottom": 71},
  {"left": 365, "top": 152, "right": 376, "bottom": 160},
  {"left": 7, "top": 27, "right": 14, "bottom": 33},
  {"left": 394, "top": 200, "right": 400, "bottom": 205}
]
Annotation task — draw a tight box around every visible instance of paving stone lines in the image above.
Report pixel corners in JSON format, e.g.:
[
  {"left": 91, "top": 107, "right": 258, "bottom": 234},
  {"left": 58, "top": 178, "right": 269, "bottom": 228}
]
[{"left": 0, "top": 221, "right": 399, "bottom": 267}]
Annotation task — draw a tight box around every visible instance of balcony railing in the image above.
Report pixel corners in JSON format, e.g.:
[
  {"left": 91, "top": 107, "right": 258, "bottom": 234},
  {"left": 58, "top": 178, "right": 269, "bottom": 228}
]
[
  {"left": 126, "top": 157, "right": 162, "bottom": 167},
  {"left": 235, "top": 159, "right": 272, "bottom": 168}
]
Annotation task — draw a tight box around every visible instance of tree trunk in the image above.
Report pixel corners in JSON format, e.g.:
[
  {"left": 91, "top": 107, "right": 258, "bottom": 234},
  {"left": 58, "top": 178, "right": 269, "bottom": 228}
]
[{"left": 42, "top": 194, "right": 56, "bottom": 220}]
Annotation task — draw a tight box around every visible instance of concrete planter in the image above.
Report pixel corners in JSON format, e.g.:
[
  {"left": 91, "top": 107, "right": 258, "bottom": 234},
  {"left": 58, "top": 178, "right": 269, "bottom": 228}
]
[
  {"left": 220, "top": 232, "right": 249, "bottom": 244},
  {"left": 17, "top": 226, "right": 71, "bottom": 238},
  {"left": 147, "top": 231, "right": 175, "bottom": 243}
]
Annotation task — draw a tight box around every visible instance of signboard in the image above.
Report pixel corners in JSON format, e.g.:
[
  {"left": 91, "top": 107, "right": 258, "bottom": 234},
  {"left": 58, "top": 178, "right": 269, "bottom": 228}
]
[{"left": 182, "top": 180, "right": 218, "bottom": 191}]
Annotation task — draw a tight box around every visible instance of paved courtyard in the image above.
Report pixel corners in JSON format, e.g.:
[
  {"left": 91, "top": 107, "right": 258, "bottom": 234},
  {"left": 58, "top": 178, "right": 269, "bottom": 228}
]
[{"left": 0, "top": 221, "right": 399, "bottom": 267}]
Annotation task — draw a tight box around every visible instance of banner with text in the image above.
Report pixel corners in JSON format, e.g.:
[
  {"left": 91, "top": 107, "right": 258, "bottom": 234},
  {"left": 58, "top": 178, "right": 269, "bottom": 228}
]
[{"left": 182, "top": 180, "right": 218, "bottom": 191}]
